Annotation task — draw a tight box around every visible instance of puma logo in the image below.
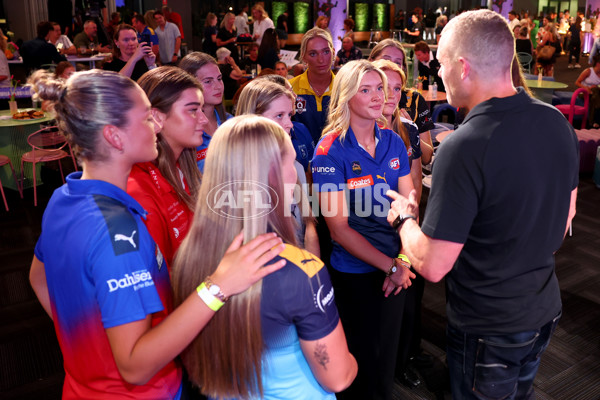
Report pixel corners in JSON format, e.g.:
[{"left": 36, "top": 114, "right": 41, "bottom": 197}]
[
  {"left": 318, "top": 145, "right": 326, "bottom": 152},
  {"left": 376, "top": 173, "right": 387, "bottom": 184},
  {"left": 114, "top": 230, "right": 137, "bottom": 248}
]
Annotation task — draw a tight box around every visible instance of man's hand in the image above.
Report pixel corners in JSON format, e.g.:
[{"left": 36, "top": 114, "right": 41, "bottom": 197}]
[{"left": 386, "top": 189, "right": 419, "bottom": 228}]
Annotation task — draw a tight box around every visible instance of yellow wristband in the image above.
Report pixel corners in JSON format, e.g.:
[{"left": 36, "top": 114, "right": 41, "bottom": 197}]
[
  {"left": 397, "top": 253, "right": 411, "bottom": 268},
  {"left": 196, "top": 282, "right": 224, "bottom": 312}
]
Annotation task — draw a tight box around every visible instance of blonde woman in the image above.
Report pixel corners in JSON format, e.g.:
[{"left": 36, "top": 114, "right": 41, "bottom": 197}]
[
  {"left": 179, "top": 52, "right": 231, "bottom": 171},
  {"left": 172, "top": 115, "right": 357, "bottom": 400},
  {"left": 127, "top": 67, "right": 205, "bottom": 271},
  {"left": 290, "top": 27, "right": 335, "bottom": 143},
  {"left": 28, "top": 69, "right": 286, "bottom": 398},
  {"left": 372, "top": 59, "right": 423, "bottom": 202},
  {"left": 251, "top": 4, "right": 274, "bottom": 45},
  {"left": 369, "top": 39, "right": 434, "bottom": 165},
  {"left": 217, "top": 12, "right": 239, "bottom": 62},
  {"left": 237, "top": 78, "right": 319, "bottom": 256},
  {"left": 311, "top": 60, "right": 416, "bottom": 399}
]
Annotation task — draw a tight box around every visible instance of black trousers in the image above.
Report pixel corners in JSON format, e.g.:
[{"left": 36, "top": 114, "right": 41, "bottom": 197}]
[{"left": 330, "top": 268, "right": 406, "bottom": 400}]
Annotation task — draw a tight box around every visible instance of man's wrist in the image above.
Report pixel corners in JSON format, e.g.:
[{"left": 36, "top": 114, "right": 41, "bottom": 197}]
[{"left": 392, "top": 214, "right": 417, "bottom": 231}]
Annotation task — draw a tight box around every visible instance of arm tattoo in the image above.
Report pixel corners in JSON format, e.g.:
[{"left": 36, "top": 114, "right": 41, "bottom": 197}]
[{"left": 314, "top": 341, "right": 330, "bottom": 370}]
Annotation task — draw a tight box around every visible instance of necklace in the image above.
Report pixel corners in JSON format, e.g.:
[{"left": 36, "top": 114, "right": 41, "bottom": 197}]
[{"left": 309, "top": 81, "right": 326, "bottom": 97}]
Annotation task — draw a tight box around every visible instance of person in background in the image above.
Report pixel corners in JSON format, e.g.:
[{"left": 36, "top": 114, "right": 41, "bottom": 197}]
[
  {"left": 252, "top": 4, "right": 274, "bottom": 46},
  {"left": 50, "top": 22, "right": 76, "bottom": 55},
  {"left": 236, "top": 79, "right": 319, "bottom": 255},
  {"left": 202, "top": 12, "right": 218, "bottom": 58},
  {"left": 216, "top": 12, "right": 239, "bottom": 63},
  {"left": 575, "top": 54, "right": 600, "bottom": 128},
  {"left": 21, "top": 21, "right": 66, "bottom": 72},
  {"left": 73, "top": 20, "right": 111, "bottom": 54},
  {"left": 28, "top": 68, "right": 287, "bottom": 400},
  {"left": 276, "top": 8, "right": 289, "bottom": 48},
  {"left": 132, "top": 14, "right": 159, "bottom": 59},
  {"left": 234, "top": 5, "right": 250, "bottom": 35},
  {"left": 413, "top": 41, "right": 444, "bottom": 91},
  {"left": 128, "top": 67, "right": 205, "bottom": 270},
  {"left": 104, "top": 11, "right": 121, "bottom": 43},
  {"left": 404, "top": 13, "right": 422, "bottom": 43},
  {"left": 179, "top": 52, "right": 230, "bottom": 172},
  {"left": 369, "top": 39, "right": 434, "bottom": 166},
  {"left": 507, "top": 10, "right": 521, "bottom": 31},
  {"left": 423, "top": 8, "right": 437, "bottom": 43},
  {"left": 144, "top": 10, "right": 158, "bottom": 30},
  {"left": 54, "top": 60, "right": 75, "bottom": 80},
  {"left": 103, "top": 24, "right": 156, "bottom": 82},
  {"left": 435, "top": 14, "right": 447, "bottom": 43},
  {"left": 537, "top": 22, "right": 562, "bottom": 76},
  {"left": 290, "top": 27, "right": 335, "bottom": 144},
  {"left": 172, "top": 115, "right": 356, "bottom": 400},
  {"left": 163, "top": 6, "right": 184, "bottom": 40},
  {"left": 567, "top": 16, "right": 582, "bottom": 69},
  {"left": 275, "top": 60, "right": 292, "bottom": 78},
  {"left": 154, "top": 10, "right": 181, "bottom": 65},
  {"left": 340, "top": 18, "right": 355, "bottom": 41},
  {"left": 335, "top": 36, "right": 362, "bottom": 68},
  {"left": 311, "top": 60, "right": 415, "bottom": 400},
  {"left": 0, "top": 29, "right": 10, "bottom": 86},
  {"left": 387, "top": 10, "right": 578, "bottom": 399},
  {"left": 216, "top": 47, "right": 243, "bottom": 100},
  {"left": 239, "top": 43, "right": 259, "bottom": 74},
  {"left": 257, "top": 28, "right": 280, "bottom": 70},
  {"left": 316, "top": 15, "right": 330, "bottom": 31}
]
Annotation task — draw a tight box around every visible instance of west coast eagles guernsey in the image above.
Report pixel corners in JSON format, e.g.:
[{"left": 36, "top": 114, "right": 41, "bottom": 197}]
[
  {"left": 311, "top": 125, "right": 411, "bottom": 274},
  {"left": 259, "top": 245, "right": 339, "bottom": 399},
  {"left": 34, "top": 172, "right": 182, "bottom": 399}
]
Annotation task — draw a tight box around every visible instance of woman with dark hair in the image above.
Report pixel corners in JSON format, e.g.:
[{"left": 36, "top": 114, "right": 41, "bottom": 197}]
[
  {"left": 179, "top": 51, "right": 231, "bottom": 172},
  {"left": 28, "top": 69, "right": 286, "bottom": 398},
  {"left": 567, "top": 16, "right": 582, "bottom": 69},
  {"left": 54, "top": 60, "right": 75, "bottom": 80},
  {"left": 257, "top": 28, "right": 280, "bottom": 70},
  {"left": 172, "top": 115, "right": 357, "bottom": 399},
  {"left": 103, "top": 24, "right": 156, "bottom": 81},
  {"left": 127, "top": 66, "right": 206, "bottom": 270}
]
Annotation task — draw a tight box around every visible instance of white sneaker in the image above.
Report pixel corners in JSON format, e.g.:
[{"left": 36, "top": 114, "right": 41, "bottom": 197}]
[
  {"left": 575, "top": 64, "right": 581, "bottom": 68},
  {"left": 568, "top": 64, "right": 574, "bottom": 69}
]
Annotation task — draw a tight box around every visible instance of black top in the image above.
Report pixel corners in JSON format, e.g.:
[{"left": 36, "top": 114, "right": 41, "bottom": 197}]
[
  {"left": 422, "top": 89, "right": 579, "bottom": 334},
  {"left": 20, "top": 38, "right": 66, "bottom": 71},
  {"left": 277, "top": 14, "right": 288, "bottom": 30},
  {"left": 399, "top": 90, "right": 435, "bottom": 133},
  {"left": 217, "top": 27, "right": 239, "bottom": 63},
  {"left": 569, "top": 23, "right": 581, "bottom": 44},
  {"left": 257, "top": 48, "right": 279, "bottom": 70},
  {"left": 202, "top": 26, "right": 218, "bottom": 57},
  {"left": 515, "top": 38, "right": 533, "bottom": 55},
  {"left": 103, "top": 57, "right": 149, "bottom": 82},
  {"left": 416, "top": 54, "right": 445, "bottom": 92}
]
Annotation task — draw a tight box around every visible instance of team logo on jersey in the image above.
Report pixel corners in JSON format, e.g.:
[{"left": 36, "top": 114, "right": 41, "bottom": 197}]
[
  {"left": 107, "top": 269, "right": 155, "bottom": 292},
  {"left": 389, "top": 157, "right": 400, "bottom": 170},
  {"left": 347, "top": 175, "right": 374, "bottom": 189},
  {"left": 156, "top": 246, "right": 164, "bottom": 271},
  {"left": 351, "top": 161, "right": 362, "bottom": 175},
  {"left": 407, "top": 146, "right": 413, "bottom": 158},
  {"left": 314, "top": 285, "right": 335, "bottom": 313},
  {"left": 298, "top": 144, "right": 308, "bottom": 160},
  {"left": 295, "top": 97, "right": 307, "bottom": 114},
  {"left": 196, "top": 148, "right": 207, "bottom": 161},
  {"left": 173, "top": 227, "right": 180, "bottom": 239},
  {"left": 376, "top": 173, "right": 387, "bottom": 184}
]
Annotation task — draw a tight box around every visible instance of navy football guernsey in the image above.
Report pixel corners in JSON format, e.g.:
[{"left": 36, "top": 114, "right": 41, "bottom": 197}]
[
  {"left": 291, "top": 121, "right": 316, "bottom": 171},
  {"left": 311, "top": 125, "right": 411, "bottom": 273}
]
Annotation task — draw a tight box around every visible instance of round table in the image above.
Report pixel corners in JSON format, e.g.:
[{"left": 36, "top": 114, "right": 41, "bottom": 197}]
[
  {"left": 419, "top": 89, "right": 447, "bottom": 103},
  {"left": 524, "top": 79, "right": 568, "bottom": 104},
  {"left": 0, "top": 109, "right": 54, "bottom": 190}
]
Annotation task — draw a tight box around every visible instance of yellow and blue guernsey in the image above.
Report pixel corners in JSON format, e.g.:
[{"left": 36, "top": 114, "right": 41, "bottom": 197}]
[
  {"left": 311, "top": 125, "right": 411, "bottom": 274},
  {"left": 290, "top": 70, "right": 334, "bottom": 143},
  {"left": 259, "top": 244, "right": 339, "bottom": 399},
  {"left": 34, "top": 172, "right": 182, "bottom": 398}
]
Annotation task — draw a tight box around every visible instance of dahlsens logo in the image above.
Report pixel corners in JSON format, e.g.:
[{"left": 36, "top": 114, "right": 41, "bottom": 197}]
[
  {"left": 314, "top": 285, "right": 335, "bottom": 313},
  {"left": 347, "top": 175, "right": 374, "bottom": 189},
  {"left": 312, "top": 166, "right": 336, "bottom": 174},
  {"left": 107, "top": 270, "right": 154, "bottom": 292}
]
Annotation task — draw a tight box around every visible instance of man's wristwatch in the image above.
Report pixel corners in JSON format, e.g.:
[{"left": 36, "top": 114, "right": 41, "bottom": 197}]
[{"left": 392, "top": 214, "right": 417, "bottom": 230}]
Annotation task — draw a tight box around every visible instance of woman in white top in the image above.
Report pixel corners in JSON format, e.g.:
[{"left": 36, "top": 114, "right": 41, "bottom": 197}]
[{"left": 251, "top": 4, "right": 274, "bottom": 45}]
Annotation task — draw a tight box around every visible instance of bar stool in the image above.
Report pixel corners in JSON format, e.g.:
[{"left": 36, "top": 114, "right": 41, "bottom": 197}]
[{"left": 0, "top": 155, "right": 21, "bottom": 211}]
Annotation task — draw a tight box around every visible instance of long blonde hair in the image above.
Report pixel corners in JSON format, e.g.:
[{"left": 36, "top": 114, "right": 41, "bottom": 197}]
[
  {"left": 368, "top": 39, "right": 408, "bottom": 74},
  {"left": 299, "top": 27, "right": 334, "bottom": 66},
  {"left": 236, "top": 79, "right": 295, "bottom": 116},
  {"left": 371, "top": 59, "right": 411, "bottom": 150},
  {"left": 172, "top": 115, "right": 297, "bottom": 399},
  {"left": 322, "top": 60, "right": 387, "bottom": 140}
]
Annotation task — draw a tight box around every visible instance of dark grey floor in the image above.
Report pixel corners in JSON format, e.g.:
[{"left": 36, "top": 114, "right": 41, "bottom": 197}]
[{"left": 1, "top": 54, "right": 600, "bottom": 399}]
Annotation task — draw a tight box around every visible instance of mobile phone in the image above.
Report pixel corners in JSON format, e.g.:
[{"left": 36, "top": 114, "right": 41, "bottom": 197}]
[{"left": 139, "top": 33, "right": 152, "bottom": 46}]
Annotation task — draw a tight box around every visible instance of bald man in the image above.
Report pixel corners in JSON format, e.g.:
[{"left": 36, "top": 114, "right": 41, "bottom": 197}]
[{"left": 387, "top": 10, "right": 578, "bottom": 400}]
